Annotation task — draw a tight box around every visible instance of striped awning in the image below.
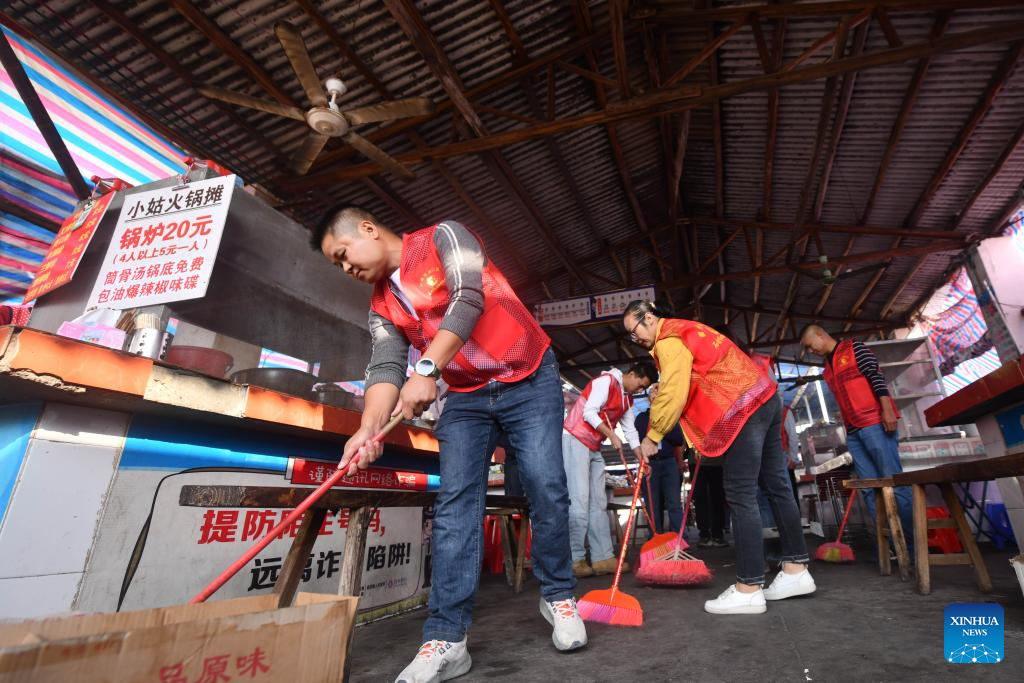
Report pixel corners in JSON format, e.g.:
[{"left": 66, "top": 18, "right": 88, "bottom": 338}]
[{"left": 1, "top": 26, "right": 185, "bottom": 303}]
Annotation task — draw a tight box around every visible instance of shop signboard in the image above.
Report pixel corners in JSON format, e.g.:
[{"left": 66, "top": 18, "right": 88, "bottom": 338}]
[
  {"left": 85, "top": 175, "right": 235, "bottom": 310},
  {"left": 22, "top": 192, "right": 115, "bottom": 303}
]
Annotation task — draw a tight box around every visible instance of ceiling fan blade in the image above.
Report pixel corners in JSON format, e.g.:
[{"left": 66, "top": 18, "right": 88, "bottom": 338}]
[
  {"left": 342, "top": 97, "right": 435, "bottom": 126},
  {"left": 290, "top": 132, "right": 330, "bottom": 175},
  {"left": 197, "top": 84, "right": 306, "bottom": 121},
  {"left": 274, "top": 21, "right": 327, "bottom": 107},
  {"left": 343, "top": 132, "right": 415, "bottom": 180}
]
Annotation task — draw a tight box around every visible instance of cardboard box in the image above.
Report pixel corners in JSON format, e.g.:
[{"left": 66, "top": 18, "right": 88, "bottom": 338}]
[{"left": 0, "top": 593, "right": 357, "bottom": 682}]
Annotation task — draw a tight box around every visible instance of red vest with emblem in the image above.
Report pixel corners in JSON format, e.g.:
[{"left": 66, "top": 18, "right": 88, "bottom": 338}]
[
  {"left": 822, "top": 339, "right": 897, "bottom": 429},
  {"left": 369, "top": 226, "right": 549, "bottom": 392},
  {"left": 653, "top": 318, "right": 776, "bottom": 457},
  {"left": 564, "top": 372, "right": 632, "bottom": 452}
]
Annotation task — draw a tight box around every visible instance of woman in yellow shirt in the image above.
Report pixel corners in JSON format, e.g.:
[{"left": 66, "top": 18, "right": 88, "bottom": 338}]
[{"left": 623, "top": 300, "right": 815, "bottom": 615}]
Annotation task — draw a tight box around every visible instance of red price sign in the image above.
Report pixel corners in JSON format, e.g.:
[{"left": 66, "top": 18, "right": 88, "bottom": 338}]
[{"left": 22, "top": 192, "right": 115, "bottom": 304}]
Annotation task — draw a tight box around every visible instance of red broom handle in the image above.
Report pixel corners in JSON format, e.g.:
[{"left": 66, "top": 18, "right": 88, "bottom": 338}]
[
  {"left": 833, "top": 484, "right": 857, "bottom": 543},
  {"left": 610, "top": 460, "right": 647, "bottom": 600},
  {"left": 607, "top": 416, "right": 656, "bottom": 529},
  {"left": 674, "top": 454, "right": 702, "bottom": 543},
  {"left": 190, "top": 413, "right": 404, "bottom": 604}
]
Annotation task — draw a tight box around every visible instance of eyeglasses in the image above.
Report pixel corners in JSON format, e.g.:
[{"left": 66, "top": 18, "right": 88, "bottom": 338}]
[{"left": 627, "top": 316, "right": 646, "bottom": 341}]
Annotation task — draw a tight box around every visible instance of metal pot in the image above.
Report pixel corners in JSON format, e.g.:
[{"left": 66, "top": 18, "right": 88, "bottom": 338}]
[
  {"left": 229, "top": 368, "right": 319, "bottom": 398},
  {"left": 313, "top": 385, "right": 366, "bottom": 411}
]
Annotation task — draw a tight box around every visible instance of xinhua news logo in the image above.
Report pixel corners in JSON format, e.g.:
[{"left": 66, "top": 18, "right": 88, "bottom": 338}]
[{"left": 944, "top": 603, "right": 1003, "bottom": 663}]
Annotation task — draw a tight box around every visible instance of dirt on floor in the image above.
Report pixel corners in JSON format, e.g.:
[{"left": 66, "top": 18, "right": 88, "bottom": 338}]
[{"left": 349, "top": 539, "right": 1023, "bottom": 682}]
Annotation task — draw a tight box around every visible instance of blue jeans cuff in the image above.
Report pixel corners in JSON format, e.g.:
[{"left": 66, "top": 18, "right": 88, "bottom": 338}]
[
  {"left": 422, "top": 627, "right": 467, "bottom": 643},
  {"left": 736, "top": 575, "right": 765, "bottom": 586}
]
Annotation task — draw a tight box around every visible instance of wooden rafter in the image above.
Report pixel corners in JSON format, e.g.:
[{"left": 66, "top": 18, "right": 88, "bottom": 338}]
[
  {"left": 753, "top": 10, "right": 787, "bottom": 342},
  {"left": 639, "top": 0, "right": 1023, "bottom": 23},
  {"left": 284, "top": 20, "right": 1024, "bottom": 190},
  {"left": 802, "top": 12, "right": 951, "bottom": 337},
  {"left": 857, "top": 39, "right": 1022, "bottom": 324},
  {"left": 769, "top": 14, "right": 859, "bottom": 357}
]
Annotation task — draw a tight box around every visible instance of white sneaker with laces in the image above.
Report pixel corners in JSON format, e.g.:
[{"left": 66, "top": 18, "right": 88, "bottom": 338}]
[
  {"left": 703, "top": 585, "right": 767, "bottom": 615},
  {"left": 395, "top": 638, "right": 472, "bottom": 683},
  {"left": 763, "top": 568, "right": 817, "bottom": 600},
  {"left": 539, "top": 597, "right": 588, "bottom": 651}
]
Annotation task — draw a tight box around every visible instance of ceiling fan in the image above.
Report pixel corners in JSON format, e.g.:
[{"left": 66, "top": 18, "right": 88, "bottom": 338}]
[{"left": 197, "top": 21, "right": 434, "bottom": 178}]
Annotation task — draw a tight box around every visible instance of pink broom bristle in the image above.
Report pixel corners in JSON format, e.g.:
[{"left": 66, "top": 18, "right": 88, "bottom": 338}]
[
  {"left": 578, "top": 589, "right": 644, "bottom": 627},
  {"left": 636, "top": 559, "right": 713, "bottom": 586},
  {"left": 578, "top": 600, "right": 643, "bottom": 627}
]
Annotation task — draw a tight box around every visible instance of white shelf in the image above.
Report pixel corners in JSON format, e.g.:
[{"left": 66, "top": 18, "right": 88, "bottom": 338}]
[
  {"left": 893, "top": 392, "right": 943, "bottom": 401},
  {"left": 879, "top": 360, "right": 932, "bottom": 368}
]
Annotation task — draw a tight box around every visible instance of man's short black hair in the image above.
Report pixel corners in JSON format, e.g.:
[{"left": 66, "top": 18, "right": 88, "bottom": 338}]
[
  {"left": 309, "top": 203, "right": 380, "bottom": 250},
  {"left": 627, "top": 361, "right": 658, "bottom": 383}
]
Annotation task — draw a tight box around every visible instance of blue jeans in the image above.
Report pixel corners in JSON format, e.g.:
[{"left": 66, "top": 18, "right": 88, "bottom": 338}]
[
  {"left": 425, "top": 348, "right": 575, "bottom": 641},
  {"left": 562, "top": 433, "right": 615, "bottom": 563},
  {"left": 846, "top": 424, "right": 914, "bottom": 550},
  {"left": 721, "top": 396, "right": 809, "bottom": 585},
  {"left": 646, "top": 456, "right": 683, "bottom": 533}
]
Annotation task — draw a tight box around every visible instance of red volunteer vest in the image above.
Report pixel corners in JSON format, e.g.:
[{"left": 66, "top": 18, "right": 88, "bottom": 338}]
[
  {"left": 564, "top": 372, "right": 632, "bottom": 452},
  {"left": 822, "top": 339, "right": 898, "bottom": 429},
  {"left": 369, "top": 226, "right": 549, "bottom": 392},
  {"left": 652, "top": 318, "right": 776, "bottom": 457}
]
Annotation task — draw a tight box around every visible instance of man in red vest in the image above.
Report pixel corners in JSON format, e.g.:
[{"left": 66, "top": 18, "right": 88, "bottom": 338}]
[
  {"left": 623, "top": 301, "right": 815, "bottom": 615},
  {"left": 313, "top": 206, "right": 584, "bottom": 683},
  {"left": 562, "top": 362, "right": 656, "bottom": 577},
  {"left": 800, "top": 324, "right": 913, "bottom": 548}
]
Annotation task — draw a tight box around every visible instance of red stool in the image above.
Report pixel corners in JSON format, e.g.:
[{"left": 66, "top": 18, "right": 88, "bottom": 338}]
[{"left": 926, "top": 506, "right": 963, "bottom": 554}]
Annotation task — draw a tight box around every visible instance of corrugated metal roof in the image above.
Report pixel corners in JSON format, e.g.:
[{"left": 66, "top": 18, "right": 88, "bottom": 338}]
[{"left": 4, "top": 0, "right": 1024, "bottom": 377}]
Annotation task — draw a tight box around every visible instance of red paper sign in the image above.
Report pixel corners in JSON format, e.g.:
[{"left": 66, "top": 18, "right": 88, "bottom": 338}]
[
  {"left": 22, "top": 192, "right": 115, "bottom": 303},
  {"left": 286, "top": 458, "right": 429, "bottom": 491}
]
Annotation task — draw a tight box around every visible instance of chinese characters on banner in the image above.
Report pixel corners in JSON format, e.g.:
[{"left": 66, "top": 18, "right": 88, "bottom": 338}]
[
  {"left": 22, "top": 192, "right": 115, "bottom": 304},
  {"left": 85, "top": 175, "right": 236, "bottom": 310},
  {"left": 534, "top": 286, "right": 656, "bottom": 327}
]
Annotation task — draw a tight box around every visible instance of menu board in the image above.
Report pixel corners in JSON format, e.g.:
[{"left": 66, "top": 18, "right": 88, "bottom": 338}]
[{"left": 85, "top": 175, "right": 235, "bottom": 310}]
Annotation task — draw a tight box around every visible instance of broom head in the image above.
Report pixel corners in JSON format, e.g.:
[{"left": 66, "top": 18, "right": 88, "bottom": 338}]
[
  {"left": 636, "top": 558, "right": 713, "bottom": 586},
  {"left": 814, "top": 541, "right": 855, "bottom": 563},
  {"left": 639, "top": 532, "right": 681, "bottom": 567},
  {"left": 578, "top": 587, "right": 643, "bottom": 627}
]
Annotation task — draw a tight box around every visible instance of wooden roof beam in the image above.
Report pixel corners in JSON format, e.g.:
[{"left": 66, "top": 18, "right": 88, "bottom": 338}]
[
  {"left": 904, "top": 41, "right": 1024, "bottom": 228},
  {"left": 638, "top": 0, "right": 1023, "bottom": 23},
  {"left": 770, "top": 14, "right": 861, "bottom": 357},
  {"left": 285, "top": 19, "right": 1024, "bottom": 190},
  {"left": 753, "top": 11, "right": 787, "bottom": 342},
  {"left": 308, "top": 29, "right": 612, "bottom": 172},
  {"left": 854, "top": 39, "right": 1022, "bottom": 325},
  {"left": 690, "top": 216, "right": 976, "bottom": 240},
  {"left": 168, "top": 0, "right": 294, "bottom": 107}
]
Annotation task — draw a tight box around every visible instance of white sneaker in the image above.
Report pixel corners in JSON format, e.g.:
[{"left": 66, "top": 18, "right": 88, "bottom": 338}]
[
  {"left": 703, "top": 585, "right": 767, "bottom": 615},
  {"left": 539, "top": 597, "right": 588, "bottom": 651},
  {"left": 763, "top": 568, "right": 817, "bottom": 601},
  {"left": 395, "top": 638, "right": 472, "bottom": 683}
]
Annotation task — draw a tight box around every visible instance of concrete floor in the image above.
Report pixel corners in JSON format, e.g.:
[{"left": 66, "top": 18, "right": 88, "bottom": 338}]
[{"left": 349, "top": 538, "right": 1023, "bottom": 682}]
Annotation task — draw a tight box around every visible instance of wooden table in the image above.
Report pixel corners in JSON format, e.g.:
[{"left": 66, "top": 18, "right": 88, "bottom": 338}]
[
  {"left": 848, "top": 452, "right": 1024, "bottom": 595},
  {"left": 179, "top": 486, "right": 531, "bottom": 605}
]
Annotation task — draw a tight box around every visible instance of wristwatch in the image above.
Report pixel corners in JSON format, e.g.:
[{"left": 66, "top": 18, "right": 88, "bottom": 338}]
[{"left": 414, "top": 357, "right": 442, "bottom": 379}]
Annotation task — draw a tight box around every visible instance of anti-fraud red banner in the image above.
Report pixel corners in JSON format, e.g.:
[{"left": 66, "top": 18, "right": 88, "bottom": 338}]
[
  {"left": 23, "top": 192, "right": 115, "bottom": 303},
  {"left": 286, "top": 458, "right": 435, "bottom": 491}
]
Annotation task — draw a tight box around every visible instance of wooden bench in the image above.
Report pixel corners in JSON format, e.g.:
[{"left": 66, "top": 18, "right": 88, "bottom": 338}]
[
  {"left": 843, "top": 477, "right": 912, "bottom": 581},
  {"left": 889, "top": 452, "right": 1024, "bottom": 595},
  {"left": 179, "top": 486, "right": 532, "bottom": 603},
  {"left": 846, "top": 452, "right": 1024, "bottom": 594}
]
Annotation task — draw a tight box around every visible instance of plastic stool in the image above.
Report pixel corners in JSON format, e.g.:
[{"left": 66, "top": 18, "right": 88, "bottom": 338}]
[
  {"left": 984, "top": 503, "right": 1014, "bottom": 550},
  {"left": 926, "top": 506, "right": 963, "bottom": 554}
]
